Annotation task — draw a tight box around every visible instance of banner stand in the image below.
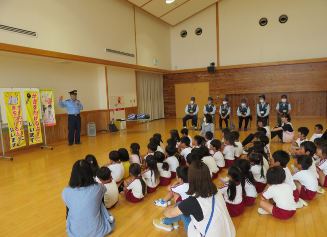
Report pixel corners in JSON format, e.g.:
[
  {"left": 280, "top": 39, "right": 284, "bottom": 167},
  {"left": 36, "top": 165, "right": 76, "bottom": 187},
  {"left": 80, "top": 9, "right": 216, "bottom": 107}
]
[
  {"left": 0, "top": 118, "right": 13, "bottom": 161},
  {"left": 40, "top": 115, "right": 53, "bottom": 150}
]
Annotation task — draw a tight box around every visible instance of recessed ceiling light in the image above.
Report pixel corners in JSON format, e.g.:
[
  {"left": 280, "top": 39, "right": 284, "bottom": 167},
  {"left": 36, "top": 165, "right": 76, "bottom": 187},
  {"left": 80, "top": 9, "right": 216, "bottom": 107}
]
[{"left": 166, "top": 0, "right": 175, "bottom": 3}]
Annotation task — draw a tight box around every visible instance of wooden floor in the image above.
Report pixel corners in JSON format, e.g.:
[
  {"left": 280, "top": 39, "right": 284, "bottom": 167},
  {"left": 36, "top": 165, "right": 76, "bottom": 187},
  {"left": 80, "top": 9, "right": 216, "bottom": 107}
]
[{"left": 1, "top": 116, "right": 327, "bottom": 237}]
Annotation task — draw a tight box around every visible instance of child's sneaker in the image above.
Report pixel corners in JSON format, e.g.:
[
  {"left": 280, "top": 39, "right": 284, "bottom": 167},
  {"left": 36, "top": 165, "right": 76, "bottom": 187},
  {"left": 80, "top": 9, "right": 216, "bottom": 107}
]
[
  {"left": 153, "top": 219, "right": 173, "bottom": 231},
  {"left": 159, "top": 217, "right": 179, "bottom": 229},
  {"left": 154, "top": 199, "right": 168, "bottom": 207},
  {"left": 167, "top": 200, "right": 172, "bottom": 205},
  {"left": 258, "top": 208, "right": 270, "bottom": 215},
  {"left": 291, "top": 164, "right": 299, "bottom": 173},
  {"left": 219, "top": 177, "right": 229, "bottom": 184},
  {"left": 317, "top": 186, "right": 325, "bottom": 194}
]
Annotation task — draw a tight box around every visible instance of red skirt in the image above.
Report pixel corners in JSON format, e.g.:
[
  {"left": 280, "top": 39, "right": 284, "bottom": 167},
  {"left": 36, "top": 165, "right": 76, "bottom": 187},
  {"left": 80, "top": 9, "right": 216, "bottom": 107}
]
[
  {"left": 212, "top": 171, "right": 219, "bottom": 180},
  {"left": 234, "top": 156, "right": 240, "bottom": 161},
  {"left": 147, "top": 186, "right": 158, "bottom": 194},
  {"left": 293, "top": 189, "right": 299, "bottom": 202},
  {"left": 226, "top": 201, "right": 244, "bottom": 217},
  {"left": 218, "top": 166, "right": 224, "bottom": 173},
  {"left": 181, "top": 157, "right": 186, "bottom": 166},
  {"left": 272, "top": 206, "right": 296, "bottom": 220},
  {"left": 171, "top": 172, "right": 176, "bottom": 179},
  {"left": 125, "top": 190, "right": 143, "bottom": 203},
  {"left": 300, "top": 186, "right": 316, "bottom": 200},
  {"left": 159, "top": 176, "right": 172, "bottom": 186},
  {"left": 255, "top": 181, "right": 267, "bottom": 193},
  {"left": 243, "top": 196, "right": 256, "bottom": 206},
  {"left": 225, "top": 159, "right": 235, "bottom": 168}
]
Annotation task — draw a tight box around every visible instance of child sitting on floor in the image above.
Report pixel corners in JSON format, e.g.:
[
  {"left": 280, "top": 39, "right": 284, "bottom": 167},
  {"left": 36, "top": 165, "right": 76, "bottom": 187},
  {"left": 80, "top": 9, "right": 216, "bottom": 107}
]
[
  {"left": 292, "top": 155, "right": 318, "bottom": 200},
  {"left": 221, "top": 128, "right": 231, "bottom": 144},
  {"left": 142, "top": 143, "right": 157, "bottom": 162},
  {"left": 310, "top": 124, "right": 323, "bottom": 142},
  {"left": 210, "top": 139, "right": 225, "bottom": 171},
  {"left": 85, "top": 154, "right": 100, "bottom": 178},
  {"left": 250, "top": 142, "right": 270, "bottom": 171},
  {"left": 317, "top": 142, "right": 327, "bottom": 187},
  {"left": 170, "top": 129, "right": 181, "bottom": 149},
  {"left": 313, "top": 138, "right": 325, "bottom": 165},
  {"left": 180, "top": 136, "right": 192, "bottom": 166},
  {"left": 235, "top": 159, "right": 257, "bottom": 206},
  {"left": 129, "top": 143, "right": 142, "bottom": 165},
  {"left": 205, "top": 131, "right": 214, "bottom": 149},
  {"left": 165, "top": 145, "right": 180, "bottom": 178},
  {"left": 142, "top": 155, "right": 160, "bottom": 193},
  {"left": 118, "top": 148, "right": 130, "bottom": 179},
  {"left": 258, "top": 166, "right": 297, "bottom": 219},
  {"left": 232, "top": 131, "right": 242, "bottom": 160},
  {"left": 222, "top": 133, "right": 237, "bottom": 167},
  {"left": 181, "top": 128, "right": 192, "bottom": 146},
  {"left": 289, "top": 127, "right": 309, "bottom": 157},
  {"left": 153, "top": 133, "right": 165, "bottom": 151},
  {"left": 151, "top": 137, "right": 164, "bottom": 154},
  {"left": 254, "top": 134, "right": 270, "bottom": 159},
  {"left": 97, "top": 167, "right": 119, "bottom": 209},
  {"left": 219, "top": 165, "right": 245, "bottom": 217},
  {"left": 154, "top": 151, "right": 172, "bottom": 186},
  {"left": 192, "top": 135, "right": 204, "bottom": 148},
  {"left": 167, "top": 138, "right": 182, "bottom": 164},
  {"left": 119, "top": 163, "right": 147, "bottom": 203},
  {"left": 198, "top": 145, "right": 219, "bottom": 180},
  {"left": 105, "top": 151, "right": 125, "bottom": 183},
  {"left": 154, "top": 165, "right": 189, "bottom": 207},
  {"left": 249, "top": 152, "right": 267, "bottom": 193}
]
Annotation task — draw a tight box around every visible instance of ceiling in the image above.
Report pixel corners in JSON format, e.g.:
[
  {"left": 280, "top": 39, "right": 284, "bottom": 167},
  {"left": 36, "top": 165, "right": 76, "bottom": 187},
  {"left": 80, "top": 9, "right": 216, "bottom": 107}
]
[{"left": 127, "top": 0, "right": 219, "bottom": 26}]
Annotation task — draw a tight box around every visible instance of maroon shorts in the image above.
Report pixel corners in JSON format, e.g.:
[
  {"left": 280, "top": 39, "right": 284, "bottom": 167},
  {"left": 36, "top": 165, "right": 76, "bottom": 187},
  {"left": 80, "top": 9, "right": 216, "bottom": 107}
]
[
  {"left": 106, "top": 200, "right": 118, "bottom": 210},
  {"left": 300, "top": 186, "right": 317, "bottom": 200},
  {"left": 159, "top": 176, "right": 172, "bottom": 186},
  {"left": 226, "top": 201, "right": 244, "bottom": 217},
  {"left": 176, "top": 196, "right": 182, "bottom": 204},
  {"left": 125, "top": 190, "right": 143, "bottom": 203},
  {"left": 322, "top": 175, "right": 327, "bottom": 187},
  {"left": 255, "top": 182, "right": 267, "bottom": 193},
  {"left": 218, "top": 166, "right": 224, "bottom": 173},
  {"left": 147, "top": 186, "right": 158, "bottom": 194},
  {"left": 225, "top": 159, "right": 235, "bottom": 168},
  {"left": 293, "top": 189, "right": 299, "bottom": 202},
  {"left": 212, "top": 171, "right": 219, "bottom": 180},
  {"left": 243, "top": 196, "right": 256, "bottom": 206},
  {"left": 234, "top": 156, "right": 240, "bottom": 161},
  {"left": 272, "top": 206, "right": 296, "bottom": 220},
  {"left": 171, "top": 172, "right": 176, "bottom": 179},
  {"left": 181, "top": 157, "right": 186, "bottom": 166}
]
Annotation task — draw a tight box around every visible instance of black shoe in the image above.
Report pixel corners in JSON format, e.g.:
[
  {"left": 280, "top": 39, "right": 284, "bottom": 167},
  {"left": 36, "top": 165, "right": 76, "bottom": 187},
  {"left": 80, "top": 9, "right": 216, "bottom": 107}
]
[
  {"left": 75, "top": 142, "right": 82, "bottom": 145},
  {"left": 68, "top": 143, "right": 73, "bottom": 146}
]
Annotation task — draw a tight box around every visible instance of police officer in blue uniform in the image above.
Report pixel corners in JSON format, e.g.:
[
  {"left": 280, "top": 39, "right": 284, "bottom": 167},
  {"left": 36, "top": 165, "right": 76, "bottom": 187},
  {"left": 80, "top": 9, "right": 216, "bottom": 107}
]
[
  {"left": 183, "top": 97, "right": 199, "bottom": 129},
  {"left": 276, "top": 94, "right": 291, "bottom": 125},
  {"left": 257, "top": 94, "right": 270, "bottom": 121},
  {"left": 219, "top": 98, "right": 231, "bottom": 129},
  {"left": 58, "top": 90, "right": 83, "bottom": 146},
  {"left": 237, "top": 99, "right": 251, "bottom": 131},
  {"left": 199, "top": 97, "right": 216, "bottom": 129}
]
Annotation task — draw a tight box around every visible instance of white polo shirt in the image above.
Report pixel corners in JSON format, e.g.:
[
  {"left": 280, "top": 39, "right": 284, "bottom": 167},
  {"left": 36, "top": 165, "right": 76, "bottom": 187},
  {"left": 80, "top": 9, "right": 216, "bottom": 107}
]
[
  {"left": 171, "top": 182, "right": 190, "bottom": 201},
  {"left": 264, "top": 145, "right": 271, "bottom": 157},
  {"left": 283, "top": 167, "right": 297, "bottom": 191},
  {"left": 212, "top": 151, "right": 225, "bottom": 168},
  {"left": 206, "top": 140, "right": 212, "bottom": 149},
  {"left": 244, "top": 179, "right": 258, "bottom": 198},
  {"left": 156, "top": 146, "right": 165, "bottom": 154},
  {"left": 262, "top": 183, "right": 297, "bottom": 211},
  {"left": 292, "top": 170, "right": 318, "bottom": 192},
  {"left": 180, "top": 147, "right": 192, "bottom": 160},
  {"left": 188, "top": 135, "right": 193, "bottom": 145},
  {"left": 308, "top": 157, "right": 319, "bottom": 178},
  {"left": 107, "top": 162, "right": 125, "bottom": 183},
  {"left": 166, "top": 156, "right": 179, "bottom": 172},
  {"left": 295, "top": 138, "right": 308, "bottom": 148},
  {"left": 234, "top": 141, "right": 243, "bottom": 158},
  {"left": 318, "top": 158, "right": 327, "bottom": 176},
  {"left": 144, "top": 152, "right": 154, "bottom": 160},
  {"left": 103, "top": 178, "right": 119, "bottom": 208},
  {"left": 263, "top": 158, "right": 269, "bottom": 172},
  {"left": 126, "top": 177, "right": 146, "bottom": 199},
  {"left": 251, "top": 164, "right": 267, "bottom": 183},
  {"left": 310, "top": 133, "right": 323, "bottom": 142},
  {"left": 157, "top": 163, "right": 171, "bottom": 178},
  {"left": 219, "top": 183, "right": 243, "bottom": 204},
  {"left": 202, "top": 156, "right": 219, "bottom": 173},
  {"left": 223, "top": 145, "right": 235, "bottom": 160},
  {"left": 142, "top": 169, "right": 160, "bottom": 188}
]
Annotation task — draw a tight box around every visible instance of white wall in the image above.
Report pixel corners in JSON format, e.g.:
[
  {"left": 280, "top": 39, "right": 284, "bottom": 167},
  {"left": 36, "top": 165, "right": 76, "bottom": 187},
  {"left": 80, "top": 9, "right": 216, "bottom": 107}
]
[
  {"left": 0, "top": 52, "right": 106, "bottom": 114},
  {"left": 170, "top": 5, "right": 217, "bottom": 70},
  {"left": 135, "top": 7, "right": 171, "bottom": 70},
  {"left": 219, "top": 0, "right": 327, "bottom": 66}
]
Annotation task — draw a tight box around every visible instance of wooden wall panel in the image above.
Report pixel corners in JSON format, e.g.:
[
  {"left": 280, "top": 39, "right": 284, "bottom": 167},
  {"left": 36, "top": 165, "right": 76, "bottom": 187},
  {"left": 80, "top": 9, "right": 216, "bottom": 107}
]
[
  {"left": 125, "top": 107, "right": 139, "bottom": 128},
  {"left": 164, "top": 62, "right": 327, "bottom": 117},
  {"left": 0, "top": 110, "right": 108, "bottom": 154}
]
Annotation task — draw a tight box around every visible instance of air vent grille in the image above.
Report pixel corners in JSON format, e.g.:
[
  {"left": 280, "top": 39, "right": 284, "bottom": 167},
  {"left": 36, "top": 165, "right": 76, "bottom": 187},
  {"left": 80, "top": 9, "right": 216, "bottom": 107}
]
[
  {"left": 0, "top": 24, "right": 37, "bottom": 37},
  {"left": 105, "top": 48, "right": 134, "bottom": 57}
]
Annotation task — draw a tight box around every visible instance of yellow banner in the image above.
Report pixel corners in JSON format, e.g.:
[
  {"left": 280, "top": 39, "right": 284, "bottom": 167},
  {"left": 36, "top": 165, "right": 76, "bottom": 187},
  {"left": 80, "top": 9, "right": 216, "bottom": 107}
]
[
  {"left": 25, "top": 91, "right": 43, "bottom": 145},
  {"left": 3, "top": 91, "right": 26, "bottom": 149}
]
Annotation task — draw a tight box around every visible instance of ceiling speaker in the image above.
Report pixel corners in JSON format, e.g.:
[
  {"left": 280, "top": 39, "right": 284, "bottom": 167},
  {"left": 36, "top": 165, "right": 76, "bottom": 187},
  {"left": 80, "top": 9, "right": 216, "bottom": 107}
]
[
  {"left": 279, "top": 15, "right": 288, "bottom": 23},
  {"left": 259, "top": 18, "right": 268, "bottom": 26}
]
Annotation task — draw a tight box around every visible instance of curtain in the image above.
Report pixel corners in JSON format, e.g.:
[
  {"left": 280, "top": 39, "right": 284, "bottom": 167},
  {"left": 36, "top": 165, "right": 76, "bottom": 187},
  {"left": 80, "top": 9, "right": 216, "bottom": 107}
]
[{"left": 137, "top": 71, "right": 165, "bottom": 121}]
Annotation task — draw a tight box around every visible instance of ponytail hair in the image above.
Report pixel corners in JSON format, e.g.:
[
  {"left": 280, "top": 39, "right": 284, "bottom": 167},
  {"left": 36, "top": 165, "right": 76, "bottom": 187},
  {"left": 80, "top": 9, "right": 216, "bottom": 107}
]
[
  {"left": 227, "top": 165, "right": 243, "bottom": 201},
  {"left": 85, "top": 154, "right": 99, "bottom": 177},
  {"left": 251, "top": 142, "right": 269, "bottom": 164},
  {"left": 225, "top": 133, "right": 237, "bottom": 147},
  {"left": 145, "top": 155, "right": 160, "bottom": 184},
  {"left": 235, "top": 159, "right": 255, "bottom": 189},
  {"left": 249, "top": 152, "right": 265, "bottom": 178},
  {"left": 154, "top": 151, "right": 169, "bottom": 171},
  {"left": 129, "top": 163, "right": 146, "bottom": 195},
  {"left": 130, "top": 143, "right": 141, "bottom": 164}
]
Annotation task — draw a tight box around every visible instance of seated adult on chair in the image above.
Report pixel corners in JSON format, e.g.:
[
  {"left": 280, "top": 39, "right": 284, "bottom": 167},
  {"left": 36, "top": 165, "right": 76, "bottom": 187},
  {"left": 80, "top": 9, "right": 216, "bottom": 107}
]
[
  {"left": 257, "top": 94, "right": 269, "bottom": 121},
  {"left": 237, "top": 99, "right": 251, "bottom": 131},
  {"left": 219, "top": 98, "right": 230, "bottom": 129},
  {"left": 200, "top": 97, "right": 216, "bottom": 130},
  {"left": 183, "top": 97, "right": 199, "bottom": 130},
  {"left": 276, "top": 94, "right": 291, "bottom": 125}
]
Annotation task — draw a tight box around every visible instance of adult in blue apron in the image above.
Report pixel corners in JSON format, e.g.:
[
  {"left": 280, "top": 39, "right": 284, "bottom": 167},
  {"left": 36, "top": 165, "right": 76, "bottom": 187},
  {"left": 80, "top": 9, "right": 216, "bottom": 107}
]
[
  {"left": 58, "top": 90, "right": 83, "bottom": 146},
  {"left": 276, "top": 94, "right": 291, "bottom": 125},
  {"left": 183, "top": 97, "right": 199, "bottom": 130}
]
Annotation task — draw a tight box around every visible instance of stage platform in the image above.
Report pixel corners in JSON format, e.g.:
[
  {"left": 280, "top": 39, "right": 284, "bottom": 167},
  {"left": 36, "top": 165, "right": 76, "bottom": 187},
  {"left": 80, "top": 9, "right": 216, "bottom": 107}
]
[{"left": 1, "top": 116, "right": 327, "bottom": 237}]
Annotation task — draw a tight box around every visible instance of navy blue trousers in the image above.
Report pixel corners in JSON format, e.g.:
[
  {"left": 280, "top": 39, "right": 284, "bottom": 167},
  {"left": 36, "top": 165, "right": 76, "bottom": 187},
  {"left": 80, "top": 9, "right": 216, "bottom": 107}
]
[
  {"left": 68, "top": 115, "right": 81, "bottom": 145},
  {"left": 183, "top": 115, "right": 197, "bottom": 127}
]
